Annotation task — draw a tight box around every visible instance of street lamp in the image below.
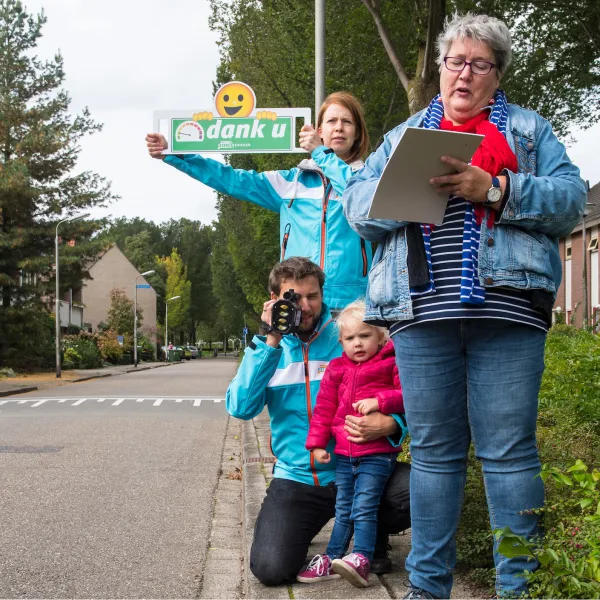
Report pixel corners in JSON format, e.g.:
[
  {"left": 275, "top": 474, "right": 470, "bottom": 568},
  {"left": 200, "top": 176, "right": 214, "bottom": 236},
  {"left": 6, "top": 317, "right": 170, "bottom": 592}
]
[
  {"left": 134, "top": 269, "right": 155, "bottom": 367},
  {"left": 55, "top": 213, "right": 90, "bottom": 378},
  {"left": 165, "top": 295, "right": 181, "bottom": 350}
]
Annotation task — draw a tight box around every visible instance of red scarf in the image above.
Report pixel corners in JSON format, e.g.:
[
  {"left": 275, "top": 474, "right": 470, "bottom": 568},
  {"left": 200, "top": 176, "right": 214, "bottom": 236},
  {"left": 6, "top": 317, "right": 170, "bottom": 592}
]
[{"left": 440, "top": 110, "right": 517, "bottom": 227}]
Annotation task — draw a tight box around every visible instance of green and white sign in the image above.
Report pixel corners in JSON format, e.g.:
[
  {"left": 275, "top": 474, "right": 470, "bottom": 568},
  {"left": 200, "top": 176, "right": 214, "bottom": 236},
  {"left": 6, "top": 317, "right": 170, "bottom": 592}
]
[
  {"left": 153, "top": 81, "right": 311, "bottom": 154},
  {"left": 171, "top": 116, "right": 294, "bottom": 153}
]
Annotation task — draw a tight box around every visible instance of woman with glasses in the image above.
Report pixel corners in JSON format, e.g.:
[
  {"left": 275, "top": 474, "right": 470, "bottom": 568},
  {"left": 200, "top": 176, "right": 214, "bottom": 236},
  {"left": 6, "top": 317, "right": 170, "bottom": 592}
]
[{"left": 343, "top": 13, "right": 586, "bottom": 600}]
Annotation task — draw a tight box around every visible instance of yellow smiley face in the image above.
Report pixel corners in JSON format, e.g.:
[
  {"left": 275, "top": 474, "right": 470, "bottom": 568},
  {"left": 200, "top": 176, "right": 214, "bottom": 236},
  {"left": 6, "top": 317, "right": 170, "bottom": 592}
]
[{"left": 214, "top": 82, "right": 256, "bottom": 118}]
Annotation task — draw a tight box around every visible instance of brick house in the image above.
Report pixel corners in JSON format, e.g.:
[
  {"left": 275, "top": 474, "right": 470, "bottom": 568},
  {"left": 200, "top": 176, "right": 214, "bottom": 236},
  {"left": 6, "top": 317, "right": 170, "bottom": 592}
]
[
  {"left": 555, "top": 181, "right": 600, "bottom": 328},
  {"left": 83, "top": 245, "right": 157, "bottom": 342}
]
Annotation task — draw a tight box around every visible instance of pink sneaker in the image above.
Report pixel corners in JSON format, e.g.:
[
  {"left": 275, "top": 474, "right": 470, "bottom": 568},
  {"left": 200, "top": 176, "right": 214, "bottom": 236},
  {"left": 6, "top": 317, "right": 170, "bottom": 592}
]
[
  {"left": 296, "top": 554, "right": 341, "bottom": 583},
  {"left": 331, "top": 552, "right": 370, "bottom": 587}
]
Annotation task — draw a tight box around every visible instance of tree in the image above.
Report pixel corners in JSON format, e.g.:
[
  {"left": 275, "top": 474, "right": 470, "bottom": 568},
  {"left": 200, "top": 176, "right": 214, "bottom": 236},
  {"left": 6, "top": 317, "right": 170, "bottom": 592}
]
[
  {"left": 0, "top": 0, "right": 116, "bottom": 367},
  {"left": 157, "top": 249, "right": 191, "bottom": 344},
  {"left": 106, "top": 288, "right": 141, "bottom": 345}
]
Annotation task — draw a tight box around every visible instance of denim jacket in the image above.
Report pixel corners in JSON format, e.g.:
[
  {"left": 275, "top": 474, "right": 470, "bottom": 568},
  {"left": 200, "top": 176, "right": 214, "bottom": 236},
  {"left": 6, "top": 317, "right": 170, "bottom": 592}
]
[{"left": 343, "top": 103, "right": 587, "bottom": 323}]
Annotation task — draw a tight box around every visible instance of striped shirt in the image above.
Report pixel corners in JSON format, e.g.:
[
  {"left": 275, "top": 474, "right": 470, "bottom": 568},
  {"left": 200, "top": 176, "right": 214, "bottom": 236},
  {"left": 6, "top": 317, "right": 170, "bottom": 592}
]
[{"left": 390, "top": 198, "right": 550, "bottom": 336}]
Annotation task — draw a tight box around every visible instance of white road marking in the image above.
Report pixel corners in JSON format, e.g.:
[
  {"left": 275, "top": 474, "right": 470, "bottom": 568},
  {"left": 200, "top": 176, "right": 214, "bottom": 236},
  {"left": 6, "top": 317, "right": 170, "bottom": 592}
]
[
  {"left": 153, "top": 399, "right": 163, "bottom": 406},
  {"left": 97, "top": 398, "right": 105, "bottom": 403},
  {"left": 58, "top": 399, "right": 67, "bottom": 403},
  {"left": 18, "top": 400, "right": 28, "bottom": 404},
  {"left": 72, "top": 398, "right": 87, "bottom": 406},
  {"left": 31, "top": 400, "right": 48, "bottom": 408},
  {"left": 175, "top": 399, "right": 182, "bottom": 403},
  {"left": 136, "top": 399, "right": 144, "bottom": 403},
  {"left": 193, "top": 399, "right": 202, "bottom": 407},
  {"left": 112, "top": 399, "right": 124, "bottom": 406},
  {"left": 0, "top": 400, "right": 7, "bottom": 406}
]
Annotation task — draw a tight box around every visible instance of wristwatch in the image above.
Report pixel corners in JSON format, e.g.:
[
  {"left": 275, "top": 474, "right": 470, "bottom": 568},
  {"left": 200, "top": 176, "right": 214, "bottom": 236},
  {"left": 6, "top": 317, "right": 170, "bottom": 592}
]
[{"left": 484, "top": 176, "right": 502, "bottom": 206}]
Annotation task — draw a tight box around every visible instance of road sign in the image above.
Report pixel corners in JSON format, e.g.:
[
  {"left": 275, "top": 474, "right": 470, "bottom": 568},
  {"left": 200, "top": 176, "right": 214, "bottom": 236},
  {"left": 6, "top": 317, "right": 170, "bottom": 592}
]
[
  {"left": 243, "top": 327, "right": 248, "bottom": 335},
  {"left": 136, "top": 284, "right": 151, "bottom": 288}
]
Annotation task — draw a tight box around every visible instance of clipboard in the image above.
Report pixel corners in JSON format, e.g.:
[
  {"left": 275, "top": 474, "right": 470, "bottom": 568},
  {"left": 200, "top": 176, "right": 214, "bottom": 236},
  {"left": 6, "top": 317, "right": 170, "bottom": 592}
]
[{"left": 367, "top": 127, "right": 484, "bottom": 225}]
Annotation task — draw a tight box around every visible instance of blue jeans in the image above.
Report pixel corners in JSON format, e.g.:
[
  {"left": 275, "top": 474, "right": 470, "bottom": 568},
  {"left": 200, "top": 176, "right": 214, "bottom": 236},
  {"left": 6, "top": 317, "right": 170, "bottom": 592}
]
[
  {"left": 326, "top": 454, "right": 398, "bottom": 561},
  {"left": 392, "top": 320, "right": 546, "bottom": 598}
]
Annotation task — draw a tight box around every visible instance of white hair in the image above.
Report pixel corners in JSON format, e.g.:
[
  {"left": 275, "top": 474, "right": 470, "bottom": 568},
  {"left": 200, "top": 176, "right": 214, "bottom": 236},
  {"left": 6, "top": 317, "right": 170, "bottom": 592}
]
[{"left": 437, "top": 13, "right": 512, "bottom": 76}]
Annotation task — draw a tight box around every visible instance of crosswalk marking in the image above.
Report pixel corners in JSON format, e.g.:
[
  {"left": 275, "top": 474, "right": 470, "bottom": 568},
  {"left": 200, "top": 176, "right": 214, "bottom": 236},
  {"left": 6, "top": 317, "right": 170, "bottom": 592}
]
[{"left": 0, "top": 396, "right": 225, "bottom": 410}]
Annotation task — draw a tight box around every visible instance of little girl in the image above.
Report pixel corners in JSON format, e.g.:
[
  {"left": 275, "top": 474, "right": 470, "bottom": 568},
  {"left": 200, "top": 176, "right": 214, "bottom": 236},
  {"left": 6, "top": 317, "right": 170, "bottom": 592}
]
[{"left": 297, "top": 300, "right": 404, "bottom": 588}]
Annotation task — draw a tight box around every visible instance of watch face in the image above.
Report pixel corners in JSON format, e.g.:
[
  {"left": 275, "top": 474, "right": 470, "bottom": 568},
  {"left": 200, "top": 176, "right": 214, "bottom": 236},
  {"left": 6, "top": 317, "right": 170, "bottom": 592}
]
[{"left": 487, "top": 186, "right": 502, "bottom": 203}]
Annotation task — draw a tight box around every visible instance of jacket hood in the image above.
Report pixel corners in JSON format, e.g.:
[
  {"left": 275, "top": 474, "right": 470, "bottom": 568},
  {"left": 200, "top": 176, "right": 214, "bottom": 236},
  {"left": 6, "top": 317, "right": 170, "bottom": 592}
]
[{"left": 296, "top": 157, "right": 364, "bottom": 174}]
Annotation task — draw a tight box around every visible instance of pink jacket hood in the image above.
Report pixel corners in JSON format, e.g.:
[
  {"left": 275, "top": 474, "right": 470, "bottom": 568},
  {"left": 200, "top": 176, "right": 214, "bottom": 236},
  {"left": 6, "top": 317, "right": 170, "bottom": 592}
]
[{"left": 306, "top": 340, "right": 404, "bottom": 457}]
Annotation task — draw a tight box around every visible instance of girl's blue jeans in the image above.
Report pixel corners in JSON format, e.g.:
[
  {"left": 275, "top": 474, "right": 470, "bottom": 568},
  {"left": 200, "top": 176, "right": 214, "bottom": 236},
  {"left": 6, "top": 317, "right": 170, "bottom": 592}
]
[
  {"left": 326, "top": 453, "right": 398, "bottom": 561},
  {"left": 392, "top": 319, "right": 546, "bottom": 599}
]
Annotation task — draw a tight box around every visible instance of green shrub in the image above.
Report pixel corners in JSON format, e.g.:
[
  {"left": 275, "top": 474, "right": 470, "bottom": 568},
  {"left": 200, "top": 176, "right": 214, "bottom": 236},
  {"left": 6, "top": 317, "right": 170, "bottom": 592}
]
[
  {"left": 495, "top": 460, "right": 600, "bottom": 599},
  {"left": 63, "top": 333, "right": 103, "bottom": 369},
  {"left": 63, "top": 347, "right": 82, "bottom": 370}
]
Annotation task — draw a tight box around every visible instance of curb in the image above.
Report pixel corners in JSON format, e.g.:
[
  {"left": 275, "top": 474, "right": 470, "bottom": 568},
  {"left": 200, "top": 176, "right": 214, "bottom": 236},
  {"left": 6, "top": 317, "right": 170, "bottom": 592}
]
[
  {"left": 0, "top": 362, "right": 177, "bottom": 397},
  {"left": 0, "top": 386, "right": 38, "bottom": 398}
]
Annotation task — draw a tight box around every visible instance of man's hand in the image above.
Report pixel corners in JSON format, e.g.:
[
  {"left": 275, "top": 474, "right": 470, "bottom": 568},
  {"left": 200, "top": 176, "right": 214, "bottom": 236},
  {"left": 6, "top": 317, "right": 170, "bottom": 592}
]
[
  {"left": 352, "top": 398, "right": 379, "bottom": 415},
  {"left": 299, "top": 124, "right": 322, "bottom": 154},
  {"left": 345, "top": 412, "right": 397, "bottom": 443},
  {"left": 312, "top": 448, "right": 331, "bottom": 464},
  {"left": 261, "top": 299, "right": 282, "bottom": 348},
  {"left": 146, "top": 133, "right": 168, "bottom": 159}
]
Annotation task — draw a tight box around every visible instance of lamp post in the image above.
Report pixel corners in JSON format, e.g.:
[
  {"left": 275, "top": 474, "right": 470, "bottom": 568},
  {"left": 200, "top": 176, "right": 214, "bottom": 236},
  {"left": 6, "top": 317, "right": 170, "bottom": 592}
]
[
  {"left": 165, "top": 295, "right": 181, "bottom": 351},
  {"left": 134, "top": 270, "right": 155, "bottom": 367},
  {"left": 55, "top": 213, "right": 90, "bottom": 378}
]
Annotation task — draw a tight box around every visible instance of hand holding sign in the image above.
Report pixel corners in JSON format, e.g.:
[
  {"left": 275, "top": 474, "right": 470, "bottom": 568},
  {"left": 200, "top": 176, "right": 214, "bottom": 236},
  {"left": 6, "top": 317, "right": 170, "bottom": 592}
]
[
  {"left": 299, "top": 124, "right": 322, "bottom": 154},
  {"left": 146, "top": 133, "right": 168, "bottom": 159}
]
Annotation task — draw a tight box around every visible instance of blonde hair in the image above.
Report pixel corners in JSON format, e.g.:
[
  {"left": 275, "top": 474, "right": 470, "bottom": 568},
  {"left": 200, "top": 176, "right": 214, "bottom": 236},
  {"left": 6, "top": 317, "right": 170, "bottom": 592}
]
[{"left": 336, "top": 300, "right": 389, "bottom": 342}]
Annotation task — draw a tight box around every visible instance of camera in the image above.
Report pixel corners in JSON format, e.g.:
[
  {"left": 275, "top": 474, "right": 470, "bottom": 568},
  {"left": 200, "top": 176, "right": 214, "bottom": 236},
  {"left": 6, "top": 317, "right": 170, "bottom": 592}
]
[{"left": 271, "top": 289, "right": 302, "bottom": 335}]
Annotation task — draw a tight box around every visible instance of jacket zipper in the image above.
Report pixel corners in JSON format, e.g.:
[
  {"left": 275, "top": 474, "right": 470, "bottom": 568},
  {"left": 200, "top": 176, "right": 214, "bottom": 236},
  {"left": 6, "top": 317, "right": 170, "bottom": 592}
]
[
  {"left": 360, "top": 238, "right": 368, "bottom": 277},
  {"left": 281, "top": 223, "right": 291, "bottom": 260},
  {"left": 319, "top": 178, "right": 332, "bottom": 270},
  {"left": 348, "top": 363, "right": 361, "bottom": 458}
]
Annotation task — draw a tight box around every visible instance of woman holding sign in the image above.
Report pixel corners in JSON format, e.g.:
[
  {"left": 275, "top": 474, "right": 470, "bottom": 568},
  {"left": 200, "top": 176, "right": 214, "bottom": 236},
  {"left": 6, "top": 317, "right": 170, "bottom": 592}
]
[
  {"left": 146, "top": 92, "right": 371, "bottom": 311},
  {"left": 343, "top": 13, "right": 586, "bottom": 600}
]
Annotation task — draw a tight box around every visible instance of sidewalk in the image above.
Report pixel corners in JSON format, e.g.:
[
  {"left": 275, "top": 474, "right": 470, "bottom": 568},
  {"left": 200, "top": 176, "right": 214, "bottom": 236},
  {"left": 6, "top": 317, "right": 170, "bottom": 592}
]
[
  {"left": 240, "top": 410, "right": 488, "bottom": 599},
  {"left": 0, "top": 361, "right": 176, "bottom": 397}
]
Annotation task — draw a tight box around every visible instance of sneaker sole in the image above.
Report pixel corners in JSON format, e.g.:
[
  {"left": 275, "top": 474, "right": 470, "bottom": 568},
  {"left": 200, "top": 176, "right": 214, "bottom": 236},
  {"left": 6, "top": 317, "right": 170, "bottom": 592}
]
[
  {"left": 296, "top": 574, "right": 341, "bottom": 583},
  {"left": 331, "top": 559, "right": 369, "bottom": 588}
]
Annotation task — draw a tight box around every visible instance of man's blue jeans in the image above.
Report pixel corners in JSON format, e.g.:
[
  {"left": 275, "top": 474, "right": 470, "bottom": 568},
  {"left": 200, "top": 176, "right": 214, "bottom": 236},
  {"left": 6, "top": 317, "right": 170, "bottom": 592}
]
[
  {"left": 392, "top": 320, "right": 546, "bottom": 598},
  {"left": 326, "top": 454, "right": 398, "bottom": 561}
]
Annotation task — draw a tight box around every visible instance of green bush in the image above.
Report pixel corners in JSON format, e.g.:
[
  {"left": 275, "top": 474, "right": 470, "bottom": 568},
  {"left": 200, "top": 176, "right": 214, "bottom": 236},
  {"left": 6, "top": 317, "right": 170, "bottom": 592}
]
[
  {"left": 96, "top": 330, "right": 123, "bottom": 364},
  {"left": 62, "top": 333, "right": 103, "bottom": 369},
  {"left": 495, "top": 460, "right": 600, "bottom": 598}
]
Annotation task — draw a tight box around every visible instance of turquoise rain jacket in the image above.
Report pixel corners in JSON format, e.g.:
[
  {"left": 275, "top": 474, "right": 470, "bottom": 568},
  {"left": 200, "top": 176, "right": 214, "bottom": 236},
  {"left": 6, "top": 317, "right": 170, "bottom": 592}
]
[
  {"left": 226, "top": 306, "right": 341, "bottom": 486},
  {"left": 164, "top": 146, "right": 371, "bottom": 310}
]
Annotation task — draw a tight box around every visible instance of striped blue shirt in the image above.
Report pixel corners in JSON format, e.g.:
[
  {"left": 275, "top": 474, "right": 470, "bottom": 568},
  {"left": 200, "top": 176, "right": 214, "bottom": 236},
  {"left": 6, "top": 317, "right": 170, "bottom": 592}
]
[{"left": 390, "top": 198, "right": 550, "bottom": 336}]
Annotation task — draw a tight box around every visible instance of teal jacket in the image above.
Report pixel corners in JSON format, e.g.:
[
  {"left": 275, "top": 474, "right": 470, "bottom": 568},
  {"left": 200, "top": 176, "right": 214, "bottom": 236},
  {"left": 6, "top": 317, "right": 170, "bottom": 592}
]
[
  {"left": 164, "top": 146, "right": 371, "bottom": 310},
  {"left": 226, "top": 306, "right": 340, "bottom": 486}
]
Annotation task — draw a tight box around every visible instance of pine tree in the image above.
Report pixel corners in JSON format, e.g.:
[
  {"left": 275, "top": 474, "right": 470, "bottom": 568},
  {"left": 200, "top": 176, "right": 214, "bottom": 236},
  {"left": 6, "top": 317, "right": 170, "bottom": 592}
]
[{"left": 0, "top": 0, "right": 116, "bottom": 367}]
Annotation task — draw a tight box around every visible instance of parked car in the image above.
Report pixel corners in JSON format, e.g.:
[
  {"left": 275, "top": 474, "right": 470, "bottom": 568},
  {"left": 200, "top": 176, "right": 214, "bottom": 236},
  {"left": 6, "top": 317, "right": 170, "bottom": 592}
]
[
  {"left": 187, "top": 345, "right": 199, "bottom": 359},
  {"left": 179, "top": 346, "right": 192, "bottom": 360}
]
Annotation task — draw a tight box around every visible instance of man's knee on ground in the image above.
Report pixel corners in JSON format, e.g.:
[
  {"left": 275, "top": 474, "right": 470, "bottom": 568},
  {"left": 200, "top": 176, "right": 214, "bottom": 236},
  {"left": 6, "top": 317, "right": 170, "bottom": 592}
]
[{"left": 250, "top": 547, "right": 297, "bottom": 586}]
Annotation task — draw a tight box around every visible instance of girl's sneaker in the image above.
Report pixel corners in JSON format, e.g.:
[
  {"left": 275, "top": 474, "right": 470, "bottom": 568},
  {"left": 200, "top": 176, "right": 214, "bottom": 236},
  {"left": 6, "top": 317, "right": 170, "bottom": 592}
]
[
  {"left": 296, "top": 554, "right": 341, "bottom": 583},
  {"left": 331, "top": 552, "right": 370, "bottom": 587}
]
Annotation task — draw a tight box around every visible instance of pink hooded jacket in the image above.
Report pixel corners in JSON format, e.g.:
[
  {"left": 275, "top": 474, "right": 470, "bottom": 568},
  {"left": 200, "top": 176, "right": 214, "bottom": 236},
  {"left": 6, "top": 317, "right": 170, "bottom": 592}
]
[{"left": 305, "top": 340, "right": 404, "bottom": 457}]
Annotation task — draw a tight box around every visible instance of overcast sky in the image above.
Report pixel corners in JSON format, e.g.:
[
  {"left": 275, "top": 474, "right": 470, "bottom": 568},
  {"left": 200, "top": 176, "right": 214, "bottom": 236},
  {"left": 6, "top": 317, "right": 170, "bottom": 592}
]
[{"left": 27, "top": 0, "right": 600, "bottom": 227}]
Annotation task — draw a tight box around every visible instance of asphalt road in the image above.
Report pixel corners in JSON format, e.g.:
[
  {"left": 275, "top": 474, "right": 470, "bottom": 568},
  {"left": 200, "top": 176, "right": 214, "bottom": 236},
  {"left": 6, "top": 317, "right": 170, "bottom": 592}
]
[{"left": 0, "top": 358, "right": 239, "bottom": 599}]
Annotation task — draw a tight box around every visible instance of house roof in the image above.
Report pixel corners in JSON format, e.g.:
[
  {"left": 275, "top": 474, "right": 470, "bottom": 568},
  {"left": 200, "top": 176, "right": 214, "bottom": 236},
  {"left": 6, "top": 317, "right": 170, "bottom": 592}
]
[{"left": 585, "top": 181, "right": 600, "bottom": 222}]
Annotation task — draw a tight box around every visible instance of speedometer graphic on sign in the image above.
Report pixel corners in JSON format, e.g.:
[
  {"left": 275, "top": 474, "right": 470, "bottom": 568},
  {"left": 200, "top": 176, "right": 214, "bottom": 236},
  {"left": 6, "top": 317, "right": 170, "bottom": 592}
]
[{"left": 175, "top": 120, "right": 204, "bottom": 142}]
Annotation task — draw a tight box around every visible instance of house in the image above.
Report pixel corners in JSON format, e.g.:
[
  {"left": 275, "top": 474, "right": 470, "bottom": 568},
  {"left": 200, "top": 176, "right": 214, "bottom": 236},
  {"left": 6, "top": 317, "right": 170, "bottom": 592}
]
[
  {"left": 555, "top": 181, "right": 600, "bottom": 328},
  {"left": 83, "top": 245, "right": 157, "bottom": 341}
]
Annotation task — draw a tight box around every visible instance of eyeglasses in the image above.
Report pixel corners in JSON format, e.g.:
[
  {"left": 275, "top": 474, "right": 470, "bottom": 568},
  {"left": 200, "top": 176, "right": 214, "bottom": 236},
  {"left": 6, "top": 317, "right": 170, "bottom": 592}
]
[{"left": 443, "top": 56, "right": 496, "bottom": 75}]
